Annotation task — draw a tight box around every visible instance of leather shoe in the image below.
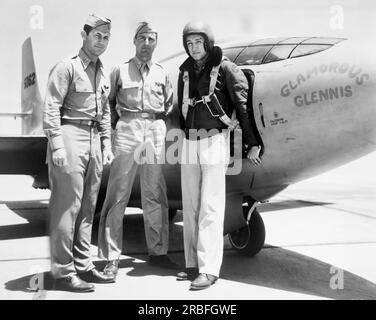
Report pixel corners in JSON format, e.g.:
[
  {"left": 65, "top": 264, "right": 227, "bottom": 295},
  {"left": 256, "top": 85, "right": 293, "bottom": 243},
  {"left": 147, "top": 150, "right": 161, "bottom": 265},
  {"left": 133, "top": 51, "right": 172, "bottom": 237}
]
[
  {"left": 79, "top": 268, "right": 115, "bottom": 283},
  {"left": 54, "top": 274, "right": 95, "bottom": 292},
  {"left": 176, "top": 268, "right": 199, "bottom": 281},
  {"left": 190, "top": 273, "right": 218, "bottom": 290},
  {"left": 148, "top": 255, "right": 180, "bottom": 270},
  {"left": 103, "top": 260, "right": 119, "bottom": 278}
]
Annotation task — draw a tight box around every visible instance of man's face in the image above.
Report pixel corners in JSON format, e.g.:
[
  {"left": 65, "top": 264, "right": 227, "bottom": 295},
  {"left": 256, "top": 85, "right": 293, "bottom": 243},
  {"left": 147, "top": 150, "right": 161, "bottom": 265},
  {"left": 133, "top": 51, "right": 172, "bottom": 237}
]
[
  {"left": 134, "top": 32, "right": 157, "bottom": 63},
  {"left": 82, "top": 25, "right": 111, "bottom": 57},
  {"left": 186, "top": 34, "right": 207, "bottom": 61}
]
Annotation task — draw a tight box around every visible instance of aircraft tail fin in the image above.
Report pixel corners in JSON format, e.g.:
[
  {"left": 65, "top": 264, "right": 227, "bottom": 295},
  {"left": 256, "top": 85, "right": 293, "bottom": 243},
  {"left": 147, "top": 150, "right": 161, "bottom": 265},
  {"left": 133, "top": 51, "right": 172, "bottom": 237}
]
[{"left": 21, "top": 37, "right": 43, "bottom": 135}]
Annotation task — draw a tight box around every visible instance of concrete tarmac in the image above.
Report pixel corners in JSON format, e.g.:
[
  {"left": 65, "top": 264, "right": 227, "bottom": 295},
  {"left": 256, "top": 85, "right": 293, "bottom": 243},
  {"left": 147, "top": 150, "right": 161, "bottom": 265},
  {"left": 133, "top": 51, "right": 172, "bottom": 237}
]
[{"left": 0, "top": 152, "right": 375, "bottom": 300}]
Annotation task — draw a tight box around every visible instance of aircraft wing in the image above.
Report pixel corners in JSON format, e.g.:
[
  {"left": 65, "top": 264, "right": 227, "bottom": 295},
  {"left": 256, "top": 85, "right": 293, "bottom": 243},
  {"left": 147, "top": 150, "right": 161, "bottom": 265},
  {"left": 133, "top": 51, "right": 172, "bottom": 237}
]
[{"left": 0, "top": 136, "right": 47, "bottom": 175}]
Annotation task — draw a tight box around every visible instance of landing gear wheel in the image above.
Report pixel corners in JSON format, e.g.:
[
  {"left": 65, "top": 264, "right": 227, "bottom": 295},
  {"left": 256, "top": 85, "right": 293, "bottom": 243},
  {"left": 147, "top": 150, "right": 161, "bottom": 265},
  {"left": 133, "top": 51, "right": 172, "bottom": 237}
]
[{"left": 228, "top": 206, "right": 265, "bottom": 257}]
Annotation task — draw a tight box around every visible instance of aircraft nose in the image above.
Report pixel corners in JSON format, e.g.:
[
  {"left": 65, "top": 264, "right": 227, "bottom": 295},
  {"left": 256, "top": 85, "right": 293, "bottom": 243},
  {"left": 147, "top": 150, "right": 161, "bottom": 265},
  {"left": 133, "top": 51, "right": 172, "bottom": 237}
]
[{"left": 344, "top": 40, "right": 376, "bottom": 154}]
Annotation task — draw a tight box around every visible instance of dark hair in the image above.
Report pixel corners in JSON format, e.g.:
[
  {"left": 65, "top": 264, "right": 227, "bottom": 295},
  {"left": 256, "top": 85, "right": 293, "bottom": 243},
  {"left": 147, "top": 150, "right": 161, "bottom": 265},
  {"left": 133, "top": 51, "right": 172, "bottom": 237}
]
[{"left": 83, "top": 24, "right": 93, "bottom": 35}]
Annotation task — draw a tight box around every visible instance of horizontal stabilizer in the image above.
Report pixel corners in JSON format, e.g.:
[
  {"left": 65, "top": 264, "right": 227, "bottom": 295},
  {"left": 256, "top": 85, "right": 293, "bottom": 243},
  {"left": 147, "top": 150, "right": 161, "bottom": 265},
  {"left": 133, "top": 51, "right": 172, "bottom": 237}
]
[{"left": 0, "top": 112, "right": 32, "bottom": 118}]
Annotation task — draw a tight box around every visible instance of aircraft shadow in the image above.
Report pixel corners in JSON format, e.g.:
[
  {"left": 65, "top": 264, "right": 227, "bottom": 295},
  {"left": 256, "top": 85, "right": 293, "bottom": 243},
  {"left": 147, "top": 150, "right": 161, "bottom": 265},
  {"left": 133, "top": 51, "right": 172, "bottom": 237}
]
[
  {"left": 90, "top": 213, "right": 185, "bottom": 277},
  {"left": 94, "top": 213, "right": 376, "bottom": 299},
  {"left": 3, "top": 256, "right": 172, "bottom": 295},
  {"left": 0, "top": 199, "right": 331, "bottom": 241},
  {"left": 259, "top": 199, "right": 333, "bottom": 213},
  {"left": 5, "top": 246, "right": 376, "bottom": 299},
  {"left": 0, "top": 201, "right": 48, "bottom": 240},
  {"left": 3, "top": 202, "right": 376, "bottom": 299},
  {"left": 219, "top": 248, "right": 376, "bottom": 300}
]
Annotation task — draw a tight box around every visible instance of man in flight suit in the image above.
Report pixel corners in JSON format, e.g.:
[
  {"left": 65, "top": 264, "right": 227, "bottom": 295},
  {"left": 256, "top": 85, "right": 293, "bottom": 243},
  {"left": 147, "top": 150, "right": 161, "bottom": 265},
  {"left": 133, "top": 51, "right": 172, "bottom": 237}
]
[
  {"left": 43, "top": 14, "right": 115, "bottom": 292},
  {"left": 98, "top": 21, "right": 178, "bottom": 279},
  {"left": 176, "top": 21, "right": 262, "bottom": 290}
]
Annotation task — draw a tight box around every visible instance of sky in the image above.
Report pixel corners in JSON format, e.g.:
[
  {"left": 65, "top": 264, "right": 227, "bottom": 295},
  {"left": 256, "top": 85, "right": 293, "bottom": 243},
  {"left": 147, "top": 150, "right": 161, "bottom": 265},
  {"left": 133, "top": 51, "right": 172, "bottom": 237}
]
[{"left": 0, "top": 0, "right": 375, "bottom": 129}]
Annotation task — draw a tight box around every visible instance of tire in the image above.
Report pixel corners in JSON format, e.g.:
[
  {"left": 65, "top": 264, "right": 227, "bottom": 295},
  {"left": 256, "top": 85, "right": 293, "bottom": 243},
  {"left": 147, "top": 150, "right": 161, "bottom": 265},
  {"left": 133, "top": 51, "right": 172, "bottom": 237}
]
[{"left": 228, "top": 207, "right": 265, "bottom": 257}]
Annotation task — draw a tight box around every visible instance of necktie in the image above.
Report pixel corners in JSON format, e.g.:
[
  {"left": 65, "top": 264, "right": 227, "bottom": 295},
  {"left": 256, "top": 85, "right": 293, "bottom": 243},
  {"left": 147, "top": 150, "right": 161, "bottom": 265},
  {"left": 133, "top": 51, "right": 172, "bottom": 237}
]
[{"left": 140, "top": 63, "right": 149, "bottom": 78}]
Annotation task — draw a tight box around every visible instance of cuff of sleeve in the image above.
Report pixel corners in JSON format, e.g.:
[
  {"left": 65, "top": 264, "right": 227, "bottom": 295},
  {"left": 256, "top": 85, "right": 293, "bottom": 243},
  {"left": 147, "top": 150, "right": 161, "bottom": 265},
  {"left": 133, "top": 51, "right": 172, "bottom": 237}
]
[
  {"left": 49, "top": 136, "right": 65, "bottom": 151},
  {"left": 101, "top": 137, "right": 111, "bottom": 150}
]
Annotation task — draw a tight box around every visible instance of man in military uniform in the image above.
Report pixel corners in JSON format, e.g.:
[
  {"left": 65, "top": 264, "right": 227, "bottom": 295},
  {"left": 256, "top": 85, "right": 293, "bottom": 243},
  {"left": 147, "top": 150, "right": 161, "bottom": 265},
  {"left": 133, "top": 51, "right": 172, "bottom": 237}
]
[
  {"left": 43, "top": 14, "right": 116, "bottom": 292},
  {"left": 97, "top": 21, "right": 177, "bottom": 279}
]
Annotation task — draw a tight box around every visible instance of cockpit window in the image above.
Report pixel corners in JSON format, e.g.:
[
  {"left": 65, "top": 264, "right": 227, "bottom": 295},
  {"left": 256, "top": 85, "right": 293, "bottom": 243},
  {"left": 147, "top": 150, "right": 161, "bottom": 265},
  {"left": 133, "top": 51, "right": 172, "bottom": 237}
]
[
  {"left": 290, "top": 44, "right": 332, "bottom": 58},
  {"left": 222, "top": 47, "right": 245, "bottom": 62},
  {"left": 277, "top": 37, "right": 311, "bottom": 44},
  {"left": 231, "top": 38, "right": 346, "bottom": 66},
  {"left": 235, "top": 45, "right": 273, "bottom": 65},
  {"left": 302, "top": 37, "right": 344, "bottom": 45},
  {"left": 263, "top": 45, "right": 296, "bottom": 64}
]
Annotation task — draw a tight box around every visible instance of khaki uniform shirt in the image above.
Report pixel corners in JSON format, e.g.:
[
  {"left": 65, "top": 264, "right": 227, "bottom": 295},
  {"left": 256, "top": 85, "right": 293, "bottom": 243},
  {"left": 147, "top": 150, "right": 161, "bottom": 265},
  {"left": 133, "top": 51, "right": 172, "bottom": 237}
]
[
  {"left": 43, "top": 49, "right": 111, "bottom": 151},
  {"left": 109, "top": 56, "right": 173, "bottom": 127}
]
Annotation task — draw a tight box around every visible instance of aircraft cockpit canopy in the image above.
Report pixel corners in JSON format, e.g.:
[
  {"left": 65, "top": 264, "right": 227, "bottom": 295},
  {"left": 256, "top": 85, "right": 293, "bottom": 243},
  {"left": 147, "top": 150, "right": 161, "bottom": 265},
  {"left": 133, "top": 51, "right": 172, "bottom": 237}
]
[{"left": 223, "top": 37, "right": 345, "bottom": 66}]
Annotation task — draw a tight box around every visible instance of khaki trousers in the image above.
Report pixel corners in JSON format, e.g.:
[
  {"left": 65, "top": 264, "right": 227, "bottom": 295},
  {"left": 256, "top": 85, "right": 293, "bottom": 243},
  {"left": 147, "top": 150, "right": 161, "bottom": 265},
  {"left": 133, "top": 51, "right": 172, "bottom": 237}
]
[
  {"left": 98, "top": 117, "right": 169, "bottom": 260},
  {"left": 48, "top": 124, "right": 102, "bottom": 279}
]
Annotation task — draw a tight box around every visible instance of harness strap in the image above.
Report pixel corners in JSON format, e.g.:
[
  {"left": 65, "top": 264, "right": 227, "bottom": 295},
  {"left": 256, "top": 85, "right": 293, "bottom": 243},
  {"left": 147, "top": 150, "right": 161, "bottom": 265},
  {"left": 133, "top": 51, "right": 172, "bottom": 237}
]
[
  {"left": 181, "top": 64, "right": 238, "bottom": 130},
  {"left": 182, "top": 71, "right": 192, "bottom": 120},
  {"left": 208, "top": 65, "right": 220, "bottom": 96}
]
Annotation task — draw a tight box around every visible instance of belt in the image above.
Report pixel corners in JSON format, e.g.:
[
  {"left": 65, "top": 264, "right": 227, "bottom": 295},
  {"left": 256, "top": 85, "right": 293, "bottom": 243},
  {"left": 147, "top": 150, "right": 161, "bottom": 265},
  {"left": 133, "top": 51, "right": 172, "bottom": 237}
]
[
  {"left": 61, "top": 118, "right": 99, "bottom": 128},
  {"left": 118, "top": 110, "right": 165, "bottom": 120}
]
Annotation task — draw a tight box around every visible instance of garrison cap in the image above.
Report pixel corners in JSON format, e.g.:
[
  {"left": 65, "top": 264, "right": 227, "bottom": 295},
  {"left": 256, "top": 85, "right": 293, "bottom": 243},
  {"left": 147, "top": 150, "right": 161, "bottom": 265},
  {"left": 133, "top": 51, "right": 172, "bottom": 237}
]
[
  {"left": 85, "top": 13, "right": 111, "bottom": 31},
  {"left": 134, "top": 21, "right": 158, "bottom": 39}
]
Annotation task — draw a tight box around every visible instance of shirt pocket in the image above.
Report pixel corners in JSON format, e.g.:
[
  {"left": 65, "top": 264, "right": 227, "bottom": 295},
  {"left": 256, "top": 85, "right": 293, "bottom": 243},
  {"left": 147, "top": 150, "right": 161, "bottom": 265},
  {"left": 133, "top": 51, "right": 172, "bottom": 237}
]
[
  {"left": 75, "top": 79, "right": 93, "bottom": 93},
  {"left": 69, "top": 78, "right": 94, "bottom": 111},
  {"left": 121, "top": 81, "right": 140, "bottom": 107}
]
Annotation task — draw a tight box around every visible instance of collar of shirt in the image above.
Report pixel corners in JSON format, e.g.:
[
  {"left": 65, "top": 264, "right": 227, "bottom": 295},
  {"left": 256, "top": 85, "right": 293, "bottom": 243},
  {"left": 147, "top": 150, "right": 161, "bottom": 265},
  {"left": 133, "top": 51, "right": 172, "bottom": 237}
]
[
  {"left": 132, "top": 56, "right": 153, "bottom": 71},
  {"left": 79, "top": 48, "right": 104, "bottom": 70},
  {"left": 193, "top": 55, "right": 209, "bottom": 75}
]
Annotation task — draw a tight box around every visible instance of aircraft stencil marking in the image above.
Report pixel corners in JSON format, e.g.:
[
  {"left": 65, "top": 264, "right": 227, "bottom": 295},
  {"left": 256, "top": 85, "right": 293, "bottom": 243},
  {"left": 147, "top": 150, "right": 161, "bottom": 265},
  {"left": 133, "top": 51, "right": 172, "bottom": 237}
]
[
  {"left": 281, "top": 63, "right": 370, "bottom": 98},
  {"left": 24, "top": 72, "right": 36, "bottom": 89},
  {"left": 270, "top": 117, "right": 288, "bottom": 126},
  {"left": 294, "top": 85, "right": 353, "bottom": 107}
]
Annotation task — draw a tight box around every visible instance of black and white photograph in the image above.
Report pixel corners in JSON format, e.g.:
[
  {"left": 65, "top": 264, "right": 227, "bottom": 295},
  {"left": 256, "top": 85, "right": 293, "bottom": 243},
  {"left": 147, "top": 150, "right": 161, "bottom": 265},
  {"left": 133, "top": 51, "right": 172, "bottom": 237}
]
[{"left": 0, "top": 0, "right": 375, "bottom": 305}]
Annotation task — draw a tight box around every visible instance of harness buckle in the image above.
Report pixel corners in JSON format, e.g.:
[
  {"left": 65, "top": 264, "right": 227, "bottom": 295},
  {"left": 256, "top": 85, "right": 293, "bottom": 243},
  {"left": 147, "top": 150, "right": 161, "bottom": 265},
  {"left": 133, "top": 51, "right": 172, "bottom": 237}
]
[
  {"left": 185, "top": 97, "right": 197, "bottom": 106},
  {"left": 202, "top": 95, "right": 211, "bottom": 104}
]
